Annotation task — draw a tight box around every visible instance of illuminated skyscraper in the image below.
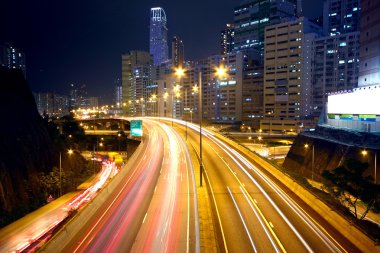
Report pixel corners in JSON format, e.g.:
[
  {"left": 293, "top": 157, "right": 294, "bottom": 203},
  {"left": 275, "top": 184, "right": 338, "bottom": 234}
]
[
  {"left": 323, "top": 0, "right": 360, "bottom": 36},
  {"left": 121, "top": 51, "right": 153, "bottom": 116},
  {"left": 150, "top": 7, "right": 169, "bottom": 66},
  {"left": 233, "top": 0, "right": 297, "bottom": 58},
  {"left": 0, "top": 43, "right": 26, "bottom": 77},
  {"left": 358, "top": 0, "right": 380, "bottom": 87},
  {"left": 220, "top": 24, "right": 234, "bottom": 55},
  {"left": 172, "top": 36, "right": 184, "bottom": 68}
]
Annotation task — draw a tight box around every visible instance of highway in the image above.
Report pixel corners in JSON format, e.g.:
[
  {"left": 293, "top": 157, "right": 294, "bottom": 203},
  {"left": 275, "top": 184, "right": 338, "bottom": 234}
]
[
  {"left": 170, "top": 119, "right": 359, "bottom": 253},
  {"left": 45, "top": 119, "right": 199, "bottom": 252},
  {"left": 0, "top": 160, "right": 118, "bottom": 253}
]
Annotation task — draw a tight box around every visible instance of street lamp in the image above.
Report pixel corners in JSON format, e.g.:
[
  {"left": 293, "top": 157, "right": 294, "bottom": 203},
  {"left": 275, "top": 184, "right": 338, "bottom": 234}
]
[
  {"left": 361, "top": 149, "right": 377, "bottom": 184},
  {"left": 198, "top": 65, "right": 227, "bottom": 186},
  {"left": 172, "top": 85, "right": 181, "bottom": 127},
  {"left": 163, "top": 92, "right": 169, "bottom": 118},
  {"left": 304, "top": 144, "right": 315, "bottom": 181},
  {"left": 59, "top": 149, "right": 73, "bottom": 197},
  {"left": 151, "top": 94, "right": 157, "bottom": 117},
  {"left": 140, "top": 97, "right": 144, "bottom": 116},
  {"left": 118, "top": 133, "right": 121, "bottom": 152},
  {"left": 175, "top": 67, "right": 188, "bottom": 139}
]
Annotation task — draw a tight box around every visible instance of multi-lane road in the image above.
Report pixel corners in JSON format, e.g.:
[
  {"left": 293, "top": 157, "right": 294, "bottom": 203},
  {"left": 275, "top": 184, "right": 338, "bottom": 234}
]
[
  {"left": 44, "top": 119, "right": 199, "bottom": 252},
  {"left": 173, "top": 119, "right": 361, "bottom": 253},
  {"left": 2, "top": 117, "right": 373, "bottom": 252}
]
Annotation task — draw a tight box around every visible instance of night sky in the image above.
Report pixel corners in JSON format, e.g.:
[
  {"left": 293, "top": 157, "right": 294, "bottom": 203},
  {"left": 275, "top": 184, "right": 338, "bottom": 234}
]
[{"left": 1, "top": 0, "right": 323, "bottom": 103}]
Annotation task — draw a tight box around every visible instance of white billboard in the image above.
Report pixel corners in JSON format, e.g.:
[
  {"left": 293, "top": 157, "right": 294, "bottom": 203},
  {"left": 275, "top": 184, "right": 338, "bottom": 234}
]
[{"left": 328, "top": 85, "right": 380, "bottom": 115}]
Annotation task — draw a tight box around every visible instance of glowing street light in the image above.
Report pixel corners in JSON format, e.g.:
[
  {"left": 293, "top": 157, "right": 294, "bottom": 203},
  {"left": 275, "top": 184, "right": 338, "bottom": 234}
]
[
  {"left": 175, "top": 67, "right": 185, "bottom": 78},
  {"left": 304, "top": 144, "right": 315, "bottom": 181},
  {"left": 361, "top": 149, "right": 377, "bottom": 184},
  {"left": 150, "top": 94, "right": 158, "bottom": 117},
  {"left": 59, "top": 149, "right": 73, "bottom": 197},
  {"left": 172, "top": 85, "right": 181, "bottom": 127},
  {"left": 215, "top": 65, "right": 228, "bottom": 79}
]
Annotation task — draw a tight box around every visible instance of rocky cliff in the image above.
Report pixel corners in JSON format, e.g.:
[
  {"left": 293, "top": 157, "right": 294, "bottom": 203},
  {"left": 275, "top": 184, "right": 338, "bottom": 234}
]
[
  {"left": 0, "top": 67, "right": 54, "bottom": 226},
  {"left": 283, "top": 126, "right": 380, "bottom": 182}
]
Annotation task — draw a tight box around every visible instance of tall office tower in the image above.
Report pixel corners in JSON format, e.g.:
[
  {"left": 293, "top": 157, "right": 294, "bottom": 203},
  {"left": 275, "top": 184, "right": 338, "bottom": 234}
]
[
  {"left": 323, "top": 0, "right": 380, "bottom": 133},
  {"left": 323, "top": 0, "right": 361, "bottom": 36},
  {"left": 150, "top": 7, "right": 169, "bottom": 66},
  {"left": 115, "top": 85, "right": 122, "bottom": 108},
  {"left": 221, "top": 24, "right": 235, "bottom": 55},
  {"left": 34, "top": 92, "right": 69, "bottom": 117},
  {"left": 262, "top": 17, "right": 322, "bottom": 133},
  {"left": 187, "top": 53, "right": 245, "bottom": 124},
  {"left": 233, "top": 0, "right": 297, "bottom": 58},
  {"left": 69, "top": 84, "right": 87, "bottom": 109},
  {"left": 0, "top": 43, "right": 26, "bottom": 77},
  {"left": 172, "top": 36, "right": 184, "bottom": 68},
  {"left": 312, "top": 31, "right": 360, "bottom": 117},
  {"left": 242, "top": 60, "right": 264, "bottom": 129},
  {"left": 121, "top": 51, "right": 153, "bottom": 116},
  {"left": 358, "top": 0, "right": 380, "bottom": 87}
]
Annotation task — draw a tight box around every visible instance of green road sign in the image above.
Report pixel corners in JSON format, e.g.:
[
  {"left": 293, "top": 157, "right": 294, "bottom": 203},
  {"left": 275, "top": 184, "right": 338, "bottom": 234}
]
[{"left": 131, "top": 120, "right": 143, "bottom": 137}]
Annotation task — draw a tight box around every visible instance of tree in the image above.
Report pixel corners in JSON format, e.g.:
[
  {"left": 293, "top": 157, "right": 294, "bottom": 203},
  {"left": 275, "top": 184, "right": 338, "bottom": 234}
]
[
  {"left": 60, "top": 113, "right": 86, "bottom": 150},
  {"left": 322, "top": 159, "right": 380, "bottom": 220}
]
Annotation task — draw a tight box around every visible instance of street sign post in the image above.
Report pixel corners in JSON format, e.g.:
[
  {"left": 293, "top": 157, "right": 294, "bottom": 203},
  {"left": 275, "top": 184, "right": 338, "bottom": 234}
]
[{"left": 130, "top": 120, "right": 143, "bottom": 137}]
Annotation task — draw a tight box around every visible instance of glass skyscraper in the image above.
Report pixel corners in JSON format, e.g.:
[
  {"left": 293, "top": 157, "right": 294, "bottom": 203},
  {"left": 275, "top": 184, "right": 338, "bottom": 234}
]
[{"left": 150, "top": 7, "right": 169, "bottom": 66}]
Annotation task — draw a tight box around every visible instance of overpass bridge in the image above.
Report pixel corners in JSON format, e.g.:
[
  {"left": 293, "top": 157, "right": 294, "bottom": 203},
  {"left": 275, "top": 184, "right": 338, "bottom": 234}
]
[{"left": 78, "top": 118, "right": 130, "bottom": 136}]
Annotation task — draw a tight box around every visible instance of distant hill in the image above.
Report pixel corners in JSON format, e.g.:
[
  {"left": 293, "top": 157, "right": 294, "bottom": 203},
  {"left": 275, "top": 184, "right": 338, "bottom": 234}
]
[{"left": 0, "top": 67, "right": 54, "bottom": 227}]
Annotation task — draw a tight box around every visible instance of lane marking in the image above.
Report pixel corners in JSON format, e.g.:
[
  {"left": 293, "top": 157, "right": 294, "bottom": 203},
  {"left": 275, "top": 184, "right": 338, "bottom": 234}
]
[
  {"left": 240, "top": 187, "right": 282, "bottom": 253},
  {"left": 142, "top": 213, "right": 148, "bottom": 224},
  {"left": 191, "top": 144, "right": 229, "bottom": 253},
  {"left": 206, "top": 141, "right": 314, "bottom": 252},
  {"left": 227, "top": 187, "right": 258, "bottom": 253},
  {"left": 206, "top": 142, "right": 285, "bottom": 252}
]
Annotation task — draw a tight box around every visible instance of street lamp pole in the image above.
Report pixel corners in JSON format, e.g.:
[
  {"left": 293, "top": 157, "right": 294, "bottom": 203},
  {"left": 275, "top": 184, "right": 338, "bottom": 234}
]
[
  {"left": 158, "top": 97, "right": 160, "bottom": 122},
  {"left": 374, "top": 152, "right": 377, "bottom": 184},
  {"left": 199, "top": 71, "right": 203, "bottom": 187},
  {"left": 59, "top": 152, "right": 62, "bottom": 197},
  {"left": 312, "top": 145, "right": 315, "bottom": 181},
  {"left": 185, "top": 88, "right": 188, "bottom": 141},
  {"left": 172, "top": 93, "right": 174, "bottom": 127},
  {"left": 305, "top": 144, "right": 314, "bottom": 181}
]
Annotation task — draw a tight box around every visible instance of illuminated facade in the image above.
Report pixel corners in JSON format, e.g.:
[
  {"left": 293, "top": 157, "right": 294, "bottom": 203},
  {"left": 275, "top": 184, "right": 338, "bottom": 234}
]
[
  {"left": 34, "top": 92, "right": 69, "bottom": 117},
  {"left": 312, "top": 31, "right": 360, "bottom": 117},
  {"left": 242, "top": 61, "right": 264, "bottom": 129},
  {"left": 233, "top": 0, "right": 297, "bottom": 57},
  {"left": 121, "top": 51, "right": 153, "bottom": 116},
  {"left": 358, "top": 0, "right": 380, "bottom": 88},
  {"left": 114, "top": 79, "right": 122, "bottom": 108},
  {"left": 0, "top": 43, "right": 26, "bottom": 77},
  {"left": 172, "top": 36, "right": 184, "bottom": 68},
  {"left": 221, "top": 24, "right": 234, "bottom": 55},
  {"left": 323, "top": 0, "right": 361, "bottom": 36},
  {"left": 262, "top": 17, "right": 322, "bottom": 133},
  {"left": 324, "top": 0, "right": 380, "bottom": 133},
  {"left": 150, "top": 7, "right": 169, "bottom": 66}
]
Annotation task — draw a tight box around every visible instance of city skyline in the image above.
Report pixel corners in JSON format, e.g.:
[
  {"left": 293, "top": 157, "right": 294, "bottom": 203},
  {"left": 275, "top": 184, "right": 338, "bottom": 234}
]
[{"left": 1, "top": 0, "right": 323, "bottom": 102}]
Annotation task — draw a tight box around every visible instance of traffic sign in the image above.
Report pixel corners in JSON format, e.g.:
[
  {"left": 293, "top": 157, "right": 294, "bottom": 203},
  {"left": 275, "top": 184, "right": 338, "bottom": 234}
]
[{"left": 130, "top": 120, "right": 143, "bottom": 137}]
